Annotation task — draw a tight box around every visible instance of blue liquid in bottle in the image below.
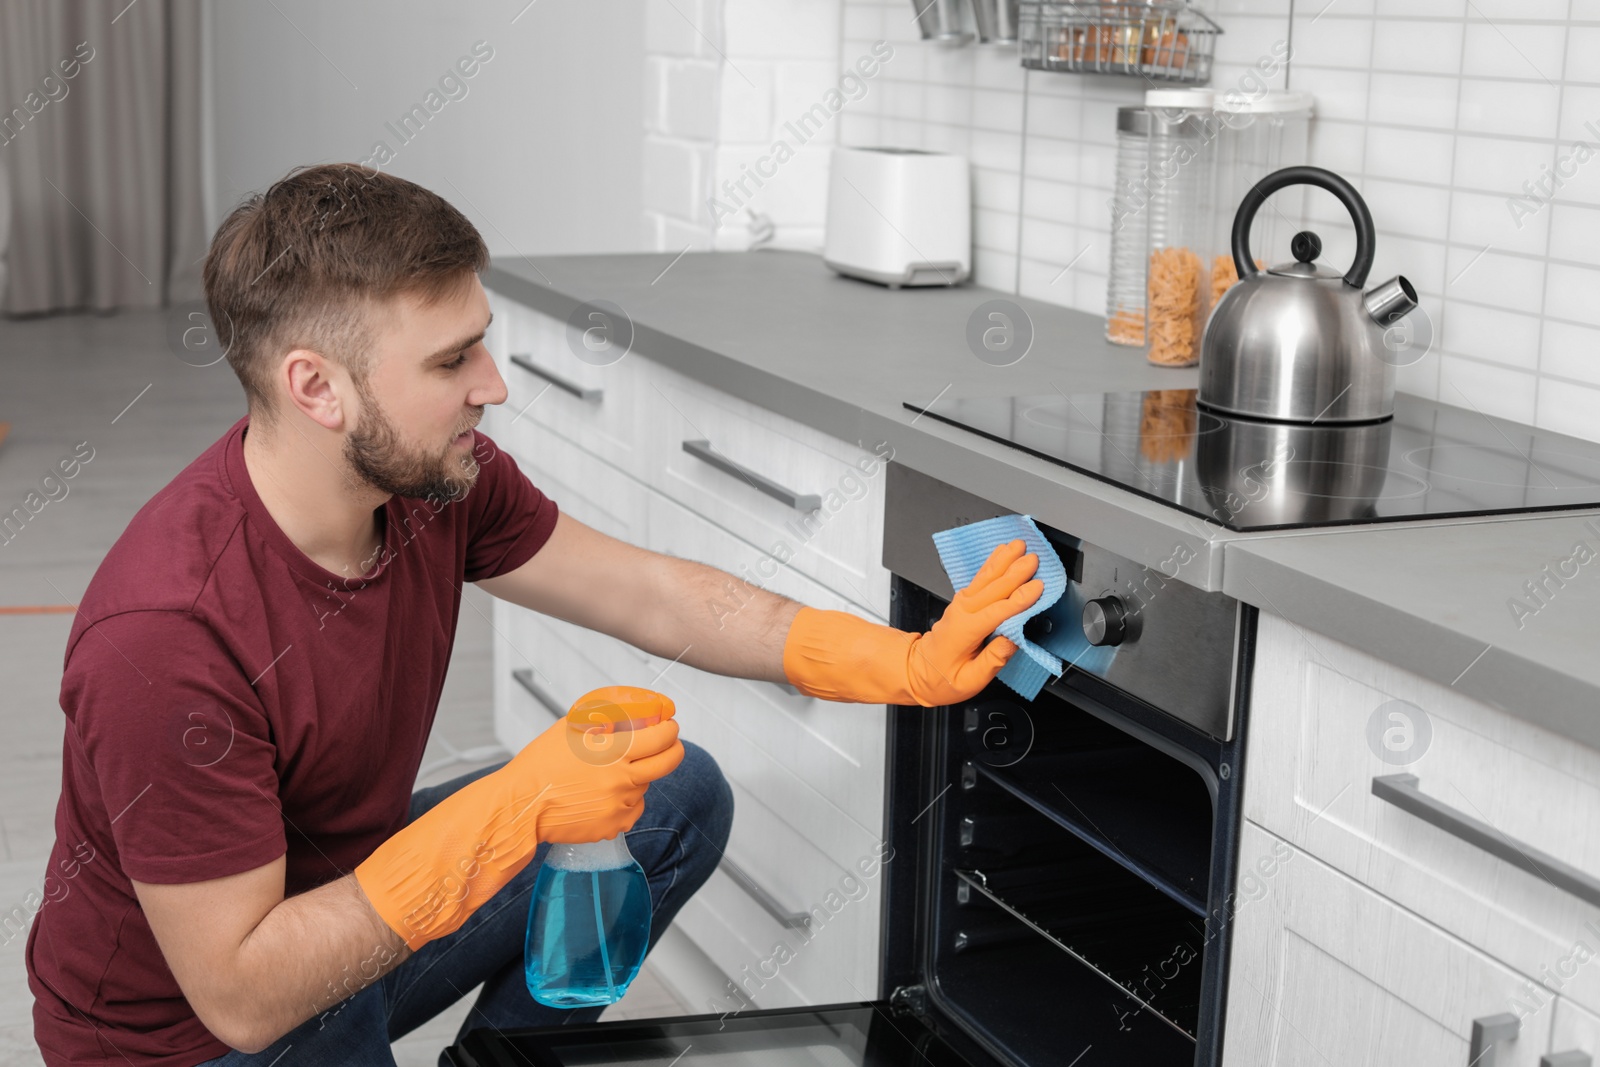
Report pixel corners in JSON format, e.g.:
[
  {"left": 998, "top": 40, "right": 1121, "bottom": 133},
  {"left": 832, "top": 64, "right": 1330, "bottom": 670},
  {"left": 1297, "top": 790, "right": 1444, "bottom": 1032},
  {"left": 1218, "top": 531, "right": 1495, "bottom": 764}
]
[{"left": 525, "top": 835, "right": 652, "bottom": 1008}]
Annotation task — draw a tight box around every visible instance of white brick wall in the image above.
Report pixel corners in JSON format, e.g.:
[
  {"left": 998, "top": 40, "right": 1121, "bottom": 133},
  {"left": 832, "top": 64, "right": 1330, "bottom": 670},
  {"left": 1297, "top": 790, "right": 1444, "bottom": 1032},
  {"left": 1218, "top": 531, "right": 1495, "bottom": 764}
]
[
  {"left": 642, "top": 0, "right": 726, "bottom": 249},
  {"left": 645, "top": 0, "right": 724, "bottom": 57},
  {"left": 646, "top": 0, "right": 1600, "bottom": 444},
  {"left": 641, "top": 136, "right": 711, "bottom": 219},
  {"left": 835, "top": 0, "right": 1600, "bottom": 443},
  {"left": 641, "top": 0, "right": 855, "bottom": 253},
  {"left": 648, "top": 58, "right": 722, "bottom": 141},
  {"left": 724, "top": 0, "right": 841, "bottom": 58}
]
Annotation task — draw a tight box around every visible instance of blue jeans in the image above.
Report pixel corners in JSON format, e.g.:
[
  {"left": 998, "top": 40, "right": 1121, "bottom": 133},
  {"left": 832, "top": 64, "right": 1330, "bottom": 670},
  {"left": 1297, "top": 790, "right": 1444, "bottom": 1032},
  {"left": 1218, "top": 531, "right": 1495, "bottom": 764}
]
[{"left": 195, "top": 739, "right": 733, "bottom": 1067}]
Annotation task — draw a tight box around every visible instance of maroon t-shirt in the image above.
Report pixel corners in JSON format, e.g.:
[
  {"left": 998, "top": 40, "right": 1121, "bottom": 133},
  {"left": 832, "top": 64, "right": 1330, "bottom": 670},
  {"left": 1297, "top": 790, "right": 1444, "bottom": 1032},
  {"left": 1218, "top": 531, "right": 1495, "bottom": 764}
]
[{"left": 26, "top": 415, "right": 559, "bottom": 1066}]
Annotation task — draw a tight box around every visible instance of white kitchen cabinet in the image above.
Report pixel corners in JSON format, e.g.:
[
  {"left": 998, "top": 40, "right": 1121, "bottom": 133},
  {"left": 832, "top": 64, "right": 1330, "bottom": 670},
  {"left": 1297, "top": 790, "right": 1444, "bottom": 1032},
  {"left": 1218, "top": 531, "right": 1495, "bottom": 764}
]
[
  {"left": 1552, "top": 996, "right": 1600, "bottom": 1063},
  {"left": 1223, "top": 821, "right": 1555, "bottom": 1067},
  {"left": 494, "top": 602, "right": 644, "bottom": 748},
  {"left": 500, "top": 411, "right": 649, "bottom": 546},
  {"left": 486, "top": 289, "right": 645, "bottom": 476},
  {"left": 643, "top": 487, "right": 888, "bottom": 802},
  {"left": 482, "top": 285, "right": 890, "bottom": 1013},
  {"left": 486, "top": 413, "right": 653, "bottom": 748},
  {"left": 635, "top": 491, "right": 887, "bottom": 1004},
  {"left": 664, "top": 767, "right": 882, "bottom": 1009},
  {"left": 667, "top": 805, "right": 885, "bottom": 1014},
  {"left": 1244, "top": 610, "right": 1600, "bottom": 1018},
  {"left": 486, "top": 287, "right": 890, "bottom": 621},
  {"left": 663, "top": 663, "right": 886, "bottom": 836},
  {"left": 633, "top": 357, "right": 892, "bottom": 620},
  {"left": 491, "top": 598, "right": 884, "bottom": 1008}
]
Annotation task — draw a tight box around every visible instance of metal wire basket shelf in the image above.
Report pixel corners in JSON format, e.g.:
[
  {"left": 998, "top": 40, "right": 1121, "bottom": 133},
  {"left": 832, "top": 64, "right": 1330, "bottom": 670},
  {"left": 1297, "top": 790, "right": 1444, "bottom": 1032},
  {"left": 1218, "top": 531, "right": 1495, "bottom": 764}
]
[{"left": 1018, "top": 2, "right": 1221, "bottom": 82}]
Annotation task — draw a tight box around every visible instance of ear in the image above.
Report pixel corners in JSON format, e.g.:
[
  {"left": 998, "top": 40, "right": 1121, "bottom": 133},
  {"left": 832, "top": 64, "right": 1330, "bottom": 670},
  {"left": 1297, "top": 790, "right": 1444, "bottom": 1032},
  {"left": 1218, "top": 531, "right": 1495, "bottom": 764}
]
[{"left": 280, "top": 347, "right": 353, "bottom": 432}]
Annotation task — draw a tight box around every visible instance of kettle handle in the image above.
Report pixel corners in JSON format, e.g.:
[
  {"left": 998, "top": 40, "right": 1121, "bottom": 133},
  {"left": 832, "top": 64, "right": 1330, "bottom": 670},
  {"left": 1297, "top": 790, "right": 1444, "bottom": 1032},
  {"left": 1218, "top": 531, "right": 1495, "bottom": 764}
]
[{"left": 1232, "top": 165, "right": 1376, "bottom": 289}]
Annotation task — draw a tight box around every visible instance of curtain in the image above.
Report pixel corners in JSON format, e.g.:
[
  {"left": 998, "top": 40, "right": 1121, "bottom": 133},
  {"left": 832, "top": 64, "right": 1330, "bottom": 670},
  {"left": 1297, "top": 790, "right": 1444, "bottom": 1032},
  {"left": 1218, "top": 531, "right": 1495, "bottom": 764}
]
[{"left": 0, "top": 0, "right": 206, "bottom": 315}]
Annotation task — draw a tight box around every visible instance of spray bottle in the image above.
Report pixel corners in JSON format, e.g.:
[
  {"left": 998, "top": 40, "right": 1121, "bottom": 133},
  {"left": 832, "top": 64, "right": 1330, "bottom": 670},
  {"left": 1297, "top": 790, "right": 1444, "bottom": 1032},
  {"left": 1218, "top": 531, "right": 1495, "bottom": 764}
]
[{"left": 524, "top": 686, "right": 664, "bottom": 1008}]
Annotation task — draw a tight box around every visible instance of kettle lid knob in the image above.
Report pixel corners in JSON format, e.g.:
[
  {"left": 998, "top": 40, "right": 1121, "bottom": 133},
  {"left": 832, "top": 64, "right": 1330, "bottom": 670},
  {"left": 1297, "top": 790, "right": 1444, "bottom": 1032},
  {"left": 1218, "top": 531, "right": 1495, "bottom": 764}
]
[{"left": 1291, "top": 231, "right": 1322, "bottom": 264}]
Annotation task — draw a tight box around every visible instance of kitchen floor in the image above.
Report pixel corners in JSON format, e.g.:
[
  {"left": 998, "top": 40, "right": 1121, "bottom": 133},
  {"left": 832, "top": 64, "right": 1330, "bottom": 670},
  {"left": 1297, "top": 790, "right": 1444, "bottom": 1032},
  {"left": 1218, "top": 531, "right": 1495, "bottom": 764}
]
[{"left": 0, "top": 309, "right": 687, "bottom": 1066}]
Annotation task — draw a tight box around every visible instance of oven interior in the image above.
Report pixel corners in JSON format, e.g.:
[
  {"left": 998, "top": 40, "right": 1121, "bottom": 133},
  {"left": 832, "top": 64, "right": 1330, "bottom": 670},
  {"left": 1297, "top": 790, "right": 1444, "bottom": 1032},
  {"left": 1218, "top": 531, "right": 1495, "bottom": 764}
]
[{"left": 885, "top": 580, "right": 1237, "bottom": 1067}]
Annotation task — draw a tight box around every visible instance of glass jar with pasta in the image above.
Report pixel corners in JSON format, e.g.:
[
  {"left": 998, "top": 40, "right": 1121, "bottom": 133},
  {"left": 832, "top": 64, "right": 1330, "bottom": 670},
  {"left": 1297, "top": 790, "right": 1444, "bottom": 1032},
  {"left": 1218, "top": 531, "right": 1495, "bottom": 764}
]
[
  {"left": 1106, "top": 106, "right": 1152, "bottom": 346},
  {"left": 1142, "top": 87, "right": 1218, "bottom": 368},
  {"left": 1211, "top": 90, "right": 1314, "bottom": 306}
]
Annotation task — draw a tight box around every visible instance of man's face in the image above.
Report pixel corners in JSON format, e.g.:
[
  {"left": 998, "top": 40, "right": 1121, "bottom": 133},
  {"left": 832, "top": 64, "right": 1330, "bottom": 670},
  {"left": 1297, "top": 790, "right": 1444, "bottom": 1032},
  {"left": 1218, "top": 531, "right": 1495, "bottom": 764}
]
[{"left": 343, "top": 274, "right": 506, "bottom": 502}]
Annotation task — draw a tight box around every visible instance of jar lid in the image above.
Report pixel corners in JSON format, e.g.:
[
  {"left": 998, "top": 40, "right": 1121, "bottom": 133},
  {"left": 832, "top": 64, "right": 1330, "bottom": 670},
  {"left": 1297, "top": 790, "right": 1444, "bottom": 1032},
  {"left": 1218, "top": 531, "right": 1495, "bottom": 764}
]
[
  {"left": 1144, "top": 87, "right": 1215, "bottom": 109},
  {"left": 1117, "top": 107, "right": 1152, "bottom": 136},
  {"left": 1216, "top": 90, "right": 1315, "bottom": 115}
]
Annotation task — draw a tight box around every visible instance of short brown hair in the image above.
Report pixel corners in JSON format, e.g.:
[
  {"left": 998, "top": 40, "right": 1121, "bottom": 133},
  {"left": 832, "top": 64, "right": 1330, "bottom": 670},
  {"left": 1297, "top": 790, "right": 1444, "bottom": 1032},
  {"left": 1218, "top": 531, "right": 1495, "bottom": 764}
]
[{"left": 202, "top": 163, "right": 489, "bottom": 427}]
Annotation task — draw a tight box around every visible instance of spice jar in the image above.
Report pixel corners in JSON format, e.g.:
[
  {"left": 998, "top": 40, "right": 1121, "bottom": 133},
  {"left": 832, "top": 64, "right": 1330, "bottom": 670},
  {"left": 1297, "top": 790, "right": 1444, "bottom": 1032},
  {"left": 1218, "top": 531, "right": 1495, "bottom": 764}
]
[
  {"left": 1211, "top": 91, "right": 1314, "bottom": 306},
  {"left": 1107, "top": 106, "right": 1152, "bottom": 346},
  {"left": 1142, "top": 87, "right": 1217, "bottom": 368}
]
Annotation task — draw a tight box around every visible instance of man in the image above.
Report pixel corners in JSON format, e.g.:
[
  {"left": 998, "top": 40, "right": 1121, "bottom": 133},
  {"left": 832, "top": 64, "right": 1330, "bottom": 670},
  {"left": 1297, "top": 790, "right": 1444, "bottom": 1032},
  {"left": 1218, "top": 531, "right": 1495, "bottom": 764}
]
[{"left": 26, "top": 163, "right": 1042, "bottom": 1066}]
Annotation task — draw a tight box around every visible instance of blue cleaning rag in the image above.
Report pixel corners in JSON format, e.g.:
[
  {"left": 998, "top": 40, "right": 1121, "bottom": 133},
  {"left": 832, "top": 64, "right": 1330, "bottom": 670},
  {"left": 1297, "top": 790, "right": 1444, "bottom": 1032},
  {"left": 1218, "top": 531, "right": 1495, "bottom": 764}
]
[
  {"left": 931, "top": 514, "right": 1068, "bottom": 700},
  {"left": 1030, "top": 582, "right": 1119, "bottom": 681}
]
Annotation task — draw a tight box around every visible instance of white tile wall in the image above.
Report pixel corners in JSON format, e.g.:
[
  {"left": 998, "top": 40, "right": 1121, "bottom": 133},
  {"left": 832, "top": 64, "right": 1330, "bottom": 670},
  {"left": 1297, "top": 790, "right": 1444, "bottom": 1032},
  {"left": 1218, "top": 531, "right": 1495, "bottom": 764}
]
[
  {"left": 645, "top": 0, "right": 1600, "bottom": 442},
  {"left": 641, "top": 0, "right": 849, "bottom": 253},
  {"left": 642, "top": 0, "right": 724, "bottom": 250}
]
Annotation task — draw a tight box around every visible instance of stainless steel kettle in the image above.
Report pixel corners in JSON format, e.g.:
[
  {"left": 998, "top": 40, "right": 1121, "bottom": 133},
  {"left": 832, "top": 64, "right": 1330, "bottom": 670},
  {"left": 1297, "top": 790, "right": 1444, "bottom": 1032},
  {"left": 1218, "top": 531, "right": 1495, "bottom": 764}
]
[{"left": 1199, "top": 166, "right": 1417, "bottom": 423}]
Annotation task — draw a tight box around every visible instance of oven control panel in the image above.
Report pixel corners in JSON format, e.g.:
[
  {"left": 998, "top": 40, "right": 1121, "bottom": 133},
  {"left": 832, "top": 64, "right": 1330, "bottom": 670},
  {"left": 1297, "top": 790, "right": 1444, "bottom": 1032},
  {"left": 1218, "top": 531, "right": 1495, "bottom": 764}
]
[{"left": 884, "top": 463, "right": 1241, "bottom": 740}]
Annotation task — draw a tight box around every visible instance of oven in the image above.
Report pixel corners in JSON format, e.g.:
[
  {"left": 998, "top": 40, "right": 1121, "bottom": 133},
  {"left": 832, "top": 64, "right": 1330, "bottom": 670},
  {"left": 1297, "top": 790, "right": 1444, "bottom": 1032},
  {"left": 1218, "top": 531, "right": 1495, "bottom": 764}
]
[{"left": 447, "top": 463, "right": 1255, "bottom": 1067}]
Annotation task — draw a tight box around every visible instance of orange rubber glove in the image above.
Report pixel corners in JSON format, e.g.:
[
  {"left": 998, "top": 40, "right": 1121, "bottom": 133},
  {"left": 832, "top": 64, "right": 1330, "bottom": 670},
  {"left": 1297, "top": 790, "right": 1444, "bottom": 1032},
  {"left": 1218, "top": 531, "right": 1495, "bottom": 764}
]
[
  {"left": 782, "top": 539, "right": 1043, "bottom": 707},
  {"left": 355, "top": 686, "right": 683, "bottom": 950}
]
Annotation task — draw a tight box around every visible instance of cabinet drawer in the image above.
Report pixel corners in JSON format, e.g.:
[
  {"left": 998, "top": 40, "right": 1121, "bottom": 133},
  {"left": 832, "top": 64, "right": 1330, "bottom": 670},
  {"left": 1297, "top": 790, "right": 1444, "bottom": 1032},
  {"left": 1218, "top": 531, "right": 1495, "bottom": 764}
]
[
  {"left": 664, "top": 658, "right": 885, "bottom": 872},
  {"left": 1553, "top": 997, "right": 1600, "bottom": 1063},
  {"left": 645, "top": 486, "right": 890, "bottom": 772},
  {"left": 486, "top": 288, "right": 644, "bottom": 474},
  {"left": 563, "top": 621, "right": 889, "bottom": 835},
  {"left": 492, "top": 598, "right": 548, "bottom": 751},
  {"left": 535, "top": 535, "right": 887, "bottom": 869},
  {"left": 499, "top": 413, "right": 646, "bottom": 548},
  {"left": 670, "top": 777, "right": 883, "bottom": 1009},
  {"left": 497, "top": 565, "right": 885, "bottom": 844},
  {"left": 1223, "top": 822, "right": 1553, "bottom": 1067},
  {"left": 500, "top": 605, "right": 887, "bottom": 868},
  {"left": 496, "top": 605, "right": 644, "bottom": 744},
  {"left": 493, "top": 603, "right": 575, "bottom": 751},
  {"left": 641, "top": 429, "right": 887, "bottom": 628},
  {"left": 498, "top": 662, "right": 561, "bottom": 751},
  {"left": 665, "top": 664, "right": 886, "bottom": 836},
  {"left": 485, "top": 441, "right": 888, "bottom": 831},
  {"left": 1246, "top": 612, "right": 1600, "bottom": 1017},
  {"left": 636, "top": 360, "right": 892, "bottom": 619},
  {"left": 489, "top": 615, "right": 884, "bottom": 1007}
]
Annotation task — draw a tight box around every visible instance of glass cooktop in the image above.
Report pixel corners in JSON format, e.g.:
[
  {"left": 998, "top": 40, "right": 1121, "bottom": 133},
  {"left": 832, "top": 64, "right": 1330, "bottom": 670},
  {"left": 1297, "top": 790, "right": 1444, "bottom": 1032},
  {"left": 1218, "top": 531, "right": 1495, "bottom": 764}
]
[{"left": 903, "top": 389, "right": 1600, "bottom": 532}]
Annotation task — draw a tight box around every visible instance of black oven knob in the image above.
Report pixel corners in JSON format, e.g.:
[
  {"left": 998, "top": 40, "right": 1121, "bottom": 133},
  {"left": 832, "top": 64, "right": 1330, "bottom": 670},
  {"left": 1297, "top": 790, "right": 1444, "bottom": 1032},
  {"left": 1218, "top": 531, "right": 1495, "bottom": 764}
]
[{"left": 1082, "top": 596, "right": 1129, "bottom": 646}]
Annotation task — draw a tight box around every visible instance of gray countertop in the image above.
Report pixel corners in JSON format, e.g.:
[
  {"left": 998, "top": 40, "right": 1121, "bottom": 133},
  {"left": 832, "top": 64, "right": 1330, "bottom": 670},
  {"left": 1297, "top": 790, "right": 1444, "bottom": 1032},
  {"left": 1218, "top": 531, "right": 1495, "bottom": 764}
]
[{"left": 484, "top": 249, "right": 1600, "bottom": 750}]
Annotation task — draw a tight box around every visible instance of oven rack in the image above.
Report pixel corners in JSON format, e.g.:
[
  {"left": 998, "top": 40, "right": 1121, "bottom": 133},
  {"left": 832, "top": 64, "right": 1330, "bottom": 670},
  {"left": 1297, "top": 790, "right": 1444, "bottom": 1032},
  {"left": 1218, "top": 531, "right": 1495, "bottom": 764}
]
[
  {"left": 1017, "top": 2, "right": 1221, "bottom": 83},
  {"left": 956, "top": 866, "right": 1203, "bottom": 1041},
  {"left": 972, "top": 749, "right": 1211, "bottom": 915}
]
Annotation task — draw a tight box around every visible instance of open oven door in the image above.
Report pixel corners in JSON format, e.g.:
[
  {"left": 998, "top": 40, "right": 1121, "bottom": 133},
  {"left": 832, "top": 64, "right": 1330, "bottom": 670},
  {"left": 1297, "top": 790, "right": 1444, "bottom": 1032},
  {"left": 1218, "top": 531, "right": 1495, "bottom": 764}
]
[
  {"left": 448, "top": 464, "right": 1247, "bottom": 1067},
  {"left": 444, "top": 1000, "right": 996, "bottom": 1067},
  {"left": 444, "top": 661, "right": 1233, "bottom": 1067}
]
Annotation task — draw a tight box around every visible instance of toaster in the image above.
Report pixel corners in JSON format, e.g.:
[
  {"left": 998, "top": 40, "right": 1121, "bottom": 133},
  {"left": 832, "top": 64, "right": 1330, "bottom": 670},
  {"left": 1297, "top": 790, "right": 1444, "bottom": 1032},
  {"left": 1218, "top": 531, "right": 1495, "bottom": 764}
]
[{"left": 823, "top": 146, "right": 971, "bottom": 288}]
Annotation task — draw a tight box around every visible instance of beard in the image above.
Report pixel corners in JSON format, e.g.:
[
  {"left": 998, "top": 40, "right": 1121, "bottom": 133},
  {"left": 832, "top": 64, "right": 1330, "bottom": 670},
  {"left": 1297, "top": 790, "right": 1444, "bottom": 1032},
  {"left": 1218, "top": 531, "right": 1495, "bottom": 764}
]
[{"left": 343, "top": 377, "right": 481, "bottom": 503}]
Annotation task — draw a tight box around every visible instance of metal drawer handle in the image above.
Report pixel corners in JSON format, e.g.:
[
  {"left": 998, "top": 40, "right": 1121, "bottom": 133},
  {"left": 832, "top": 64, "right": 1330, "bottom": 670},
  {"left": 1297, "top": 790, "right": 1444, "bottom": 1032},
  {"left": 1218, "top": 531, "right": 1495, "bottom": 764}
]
[
  {"left": 719, "top": 855, "right": 811, "bottom": 929},
  {"left": 1469, "top": 1013, "right": 1519, "bottom": 1067},
  {"left": 510, "top": 354, "right": 603, "bottom": 402},
  {"left": 682, "top": 439, "right": 820, "bottom": 512},
  {"left": 1542, "top": 1052, "right": 1592, "bottom": 1067},
  {"left": 1372, "top": 774, "right": 1600, "bottom": 909},
  {"left": 511, "top": 668, "right": 566, "bottom": 722}
]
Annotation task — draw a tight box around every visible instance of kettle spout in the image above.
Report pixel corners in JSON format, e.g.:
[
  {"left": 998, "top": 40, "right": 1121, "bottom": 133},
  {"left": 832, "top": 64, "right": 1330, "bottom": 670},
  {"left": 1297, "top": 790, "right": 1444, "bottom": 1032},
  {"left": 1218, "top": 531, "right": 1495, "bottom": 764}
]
[{"left": 1363, "top": 275, "right": 1417, "bottom": 326}]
